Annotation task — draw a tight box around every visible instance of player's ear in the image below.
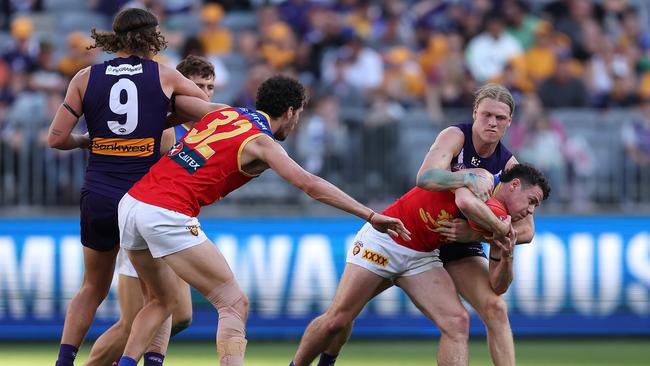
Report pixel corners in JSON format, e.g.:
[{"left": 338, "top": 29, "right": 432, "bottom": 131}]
[{"left": 510, "top": 178, "right": 521, "bottom": 191}]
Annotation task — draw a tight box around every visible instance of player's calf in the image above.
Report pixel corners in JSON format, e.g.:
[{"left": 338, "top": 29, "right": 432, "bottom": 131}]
[{"left": 206, "top": 278, "right": 249, "bottom": 366}]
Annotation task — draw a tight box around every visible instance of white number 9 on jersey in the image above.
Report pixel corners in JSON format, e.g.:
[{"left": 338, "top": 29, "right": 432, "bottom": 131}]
[{"left": 108, "top": 78, "right": 138, "bottom": 135}]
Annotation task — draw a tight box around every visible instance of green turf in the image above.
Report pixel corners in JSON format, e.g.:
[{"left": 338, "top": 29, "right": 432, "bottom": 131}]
[{"left": 3, "top": 339, "right": 649, "bottom": 365}]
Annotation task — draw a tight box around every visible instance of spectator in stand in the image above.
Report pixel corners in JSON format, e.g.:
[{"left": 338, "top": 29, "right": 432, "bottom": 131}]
[
  {"left": 544, "top": 0, "right": 604, "bottom": 61},
  {"left": 178, "top": 36, "right": 229, "bottom": 93},
  {"left": 587, "top": 35, "right": 634, "bottom": 108},
  {"left": 465, "top": 12, "right": 523, "bottom": 82},
  {"left": 371, "top": 1, "right": 413, "bottom": 49},
  {"left": 517, "top": 112, "right": 567, "bottom": 203},
  {"left": 503, "top": 0, "right": 539, "bottom": 50},
  {"left": 621, "top": 97, "right": 650, "bottom": 203},
  {"left": 296, "top": 95, "right": 349, "bottom": 183},
  {"left": 523, "top": 21, "right": 568, "bottom": 84},
  {"left": 58, "top": 32, "right": 98, "bottom": 79},
  {"left": 382, "top": 46, "right": 426, "bottom": 106},
  {"left": 198, "top": 3, "right": 232, "bottom": 56},
  {"left": 234, "top": 63, "right": 272, "bottom": 109},
  {"left": 261, "top": 22, "right": 298, "bottom": 72},
  {"left": 538, "top": 53, "right": 588, "bottom": 107},
  {"left": 3, "top": 16, "right": 39, "bottom": 74},
  {"left": 321, "top": 33, "right": 384, "bottom": 102}
]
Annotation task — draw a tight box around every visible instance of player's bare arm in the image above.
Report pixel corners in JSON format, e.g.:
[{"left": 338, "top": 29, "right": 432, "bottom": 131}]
[
  {"left": 245, "top": 136, "right": 411, "bottom": 241},
  {"left": 454, "top": 187, "right": 510, "bottom": 237},
  {"left": 506, "top": 156, "right": 535, "bottom": 243},
  {"left": 416, "top": 126, "right": 493, "bottom": 201},
  {"left": 161, "top": 66, "right": 219, "bottom": 128},
  {"left": 160, "top": 128, "right": 177, "bottom": 155},
  {"left": 48, "top": 67, "right": 91, "bottom": 150},
  {"left": 487, "top": 229, "right": 516, "bottom": 294},
  {"left": 159, "top": 64, "right": 208, "bottom": 101},
  {"left": 170, "top": 95, "right": 229, "bottom": 126}
]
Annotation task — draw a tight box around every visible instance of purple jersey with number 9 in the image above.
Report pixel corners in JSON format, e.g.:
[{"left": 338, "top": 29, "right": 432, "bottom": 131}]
[{"left": 82, "top": 55, "right": 169, "bottom": 199}]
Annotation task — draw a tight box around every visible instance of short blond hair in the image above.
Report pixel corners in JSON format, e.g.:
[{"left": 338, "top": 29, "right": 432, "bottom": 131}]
[{"left": 473, "top": 83, "right": 515, "bottom": 116}]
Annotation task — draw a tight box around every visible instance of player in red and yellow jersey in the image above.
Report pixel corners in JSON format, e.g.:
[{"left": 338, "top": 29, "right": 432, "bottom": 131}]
[
  {"left": 291, "top": 164, "right": 550, "bottom": 366},
  {"left": 114, "top": 76, "right": 410, "bottom": 366}
]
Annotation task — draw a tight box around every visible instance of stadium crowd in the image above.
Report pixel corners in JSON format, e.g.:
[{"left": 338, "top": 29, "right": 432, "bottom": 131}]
[{"left": 1, "top": 0, "right": 650, "bottom": 211}]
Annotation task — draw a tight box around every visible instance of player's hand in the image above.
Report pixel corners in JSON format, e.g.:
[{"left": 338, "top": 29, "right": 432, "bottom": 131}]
[
  {"left": 463, "top": 170, "right": 493, "bottom": 201},
  {"left": 435, "top": 219, "right": 480, "bottom": 243},
  {"left": 370, "top": 214, "right": 411, "bottom": 241},
  {"left": 488, "top": 223, "right": 516, "bottom": 255},
  {"left": 496, "top": 215, "right": 512, "bottom": 236}
]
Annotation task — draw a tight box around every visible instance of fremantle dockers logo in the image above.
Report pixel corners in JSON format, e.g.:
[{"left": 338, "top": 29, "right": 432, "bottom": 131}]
[{"left": 471, "top": 156, "right": 481, "bottom": 167}]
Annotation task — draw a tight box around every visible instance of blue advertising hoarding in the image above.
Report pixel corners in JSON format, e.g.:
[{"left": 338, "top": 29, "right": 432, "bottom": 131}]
[{"left": 0, "top": 217, "right": 649, "bottom": 340}]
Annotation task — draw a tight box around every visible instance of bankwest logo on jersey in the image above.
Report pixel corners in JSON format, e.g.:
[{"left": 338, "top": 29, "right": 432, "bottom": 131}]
[
  {"left": 91, "top": 137, "right": 154, "bottom": 157},
  {"left": 168, "top": 142, "right": 205, "bottom": 174}
]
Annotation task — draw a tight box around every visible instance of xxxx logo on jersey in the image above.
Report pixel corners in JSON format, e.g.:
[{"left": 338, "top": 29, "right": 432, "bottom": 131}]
[
  {"left": 361, "top": 248, "right": 389, "bottom": 267},
  {"left": 168, "top": 142, "right": 206, "bottom": 174}
]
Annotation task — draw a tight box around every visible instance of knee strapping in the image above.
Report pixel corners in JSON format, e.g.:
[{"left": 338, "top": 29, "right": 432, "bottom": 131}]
[
  {"left": 207, "top": 279, "right": 248, "bottom": 341},
  {"left": 217, "top": 337, "right": 248, "bottom": 356},
  {"left": 206, "top": 278, "right": 245, "bottom": 309}
]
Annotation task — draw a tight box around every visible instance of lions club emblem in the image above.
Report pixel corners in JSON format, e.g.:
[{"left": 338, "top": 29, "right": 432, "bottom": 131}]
[
  {"left": 352, "top": 242, "right": 362, "bottom": 256},
  {"left": 186, "top": 225, "right": 200, "bottom": 236}
]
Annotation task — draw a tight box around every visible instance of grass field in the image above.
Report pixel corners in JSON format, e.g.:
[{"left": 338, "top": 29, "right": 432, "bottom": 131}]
[{"left": 3, "top": 338, "right": 649, "bottom": 365}]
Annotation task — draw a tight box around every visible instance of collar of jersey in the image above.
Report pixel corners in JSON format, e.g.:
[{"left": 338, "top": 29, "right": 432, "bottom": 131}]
[
  {"left": 252, "top": 110, "right": 274, "bottom": 139},
  {"left": 490, "top": 182, "right": 503, "bottom": 198}
]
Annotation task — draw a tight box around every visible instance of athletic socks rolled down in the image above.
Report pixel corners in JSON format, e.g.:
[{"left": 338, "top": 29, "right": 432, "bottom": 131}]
[
  {"left": 117, "top": 356, "right": 138, "bottom": 366},
  {"left": 288, "top": 354, "right": 337, "bottom": 366},
  {"left": 144, "top": 352, "right": 165, "bottom": 366},
  {"left": 317, "top": 352, "right": 338, "bottom": 366},
  {"left": 55, "top": 344, "right": 78, "bottom": 366}
]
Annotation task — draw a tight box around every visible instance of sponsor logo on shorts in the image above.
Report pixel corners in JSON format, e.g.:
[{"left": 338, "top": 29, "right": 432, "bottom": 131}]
[
  {"left": 91, "top": 137, "right": 155, "bottom": 157},
  {"left": 186, "top": 225, "right": 201, "bottom": 236},
  {"left": 352, "top": 241, "right": 363, "bottom": 256},
  {"left": 361, "top": 248, "right": 389, "bottom": 267},
  {"left": 169, "top": 142, "right": 206, "bottom": 174}
]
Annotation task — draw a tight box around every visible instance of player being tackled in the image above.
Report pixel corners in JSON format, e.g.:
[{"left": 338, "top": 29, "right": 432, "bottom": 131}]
[{"left": 290, "top": 163, "right": 550, "bottom": 366}]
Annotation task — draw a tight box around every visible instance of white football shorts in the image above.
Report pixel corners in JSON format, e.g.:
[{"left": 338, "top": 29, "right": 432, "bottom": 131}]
[
  {"left": 346, "top": 223, "right": 442, "bottom": 279},
  {"left": 118, "top": 193, "right": 207, "bottom": 258},
  {"left": 116, "top": 248, "right": 138, "bottom": 278}
]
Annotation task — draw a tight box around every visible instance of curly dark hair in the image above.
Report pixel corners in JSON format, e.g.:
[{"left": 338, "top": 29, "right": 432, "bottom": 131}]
[
  {"left": 255, "top": 75, "right": 307, "bottom": 118},
  {"left": 500, "top": 163, "right": 551, "bottom": 201},
  {"left": 88, "top": 8, "right": 167, "bottom": 55},
  {"left": 176, "top": 55, "right": 215, "bottom": 79}
]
